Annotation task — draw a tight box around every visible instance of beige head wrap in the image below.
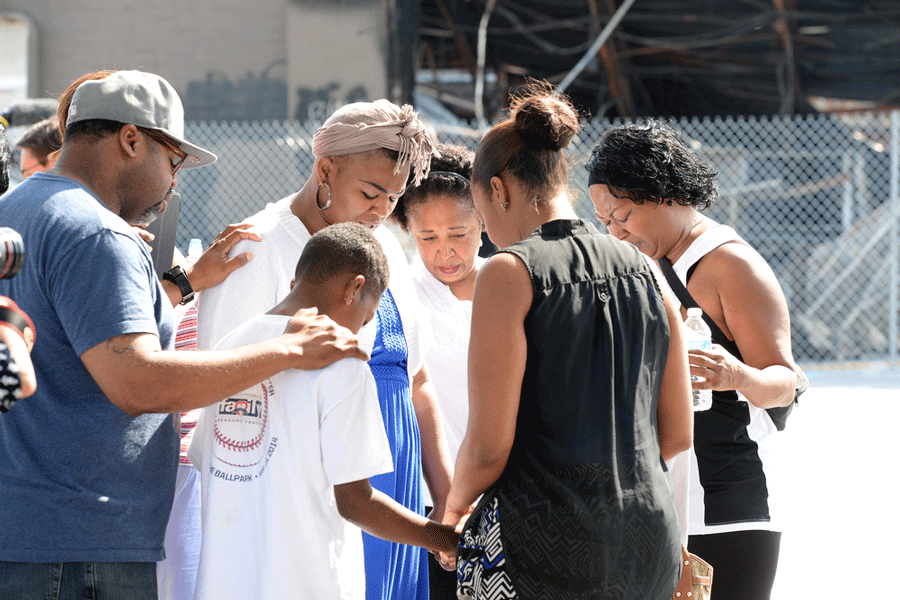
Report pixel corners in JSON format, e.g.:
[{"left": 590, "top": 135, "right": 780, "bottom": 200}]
[{"left": 312, "top": 99, "right": 436, "bottom": 186}]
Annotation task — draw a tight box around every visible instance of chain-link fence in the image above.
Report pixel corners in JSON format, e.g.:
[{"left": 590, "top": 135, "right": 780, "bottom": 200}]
[{"left": 172, "top": 112, "right": 899, "bottom": 366}]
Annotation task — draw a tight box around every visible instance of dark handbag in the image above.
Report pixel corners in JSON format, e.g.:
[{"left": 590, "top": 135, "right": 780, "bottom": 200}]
[
  {"left": 657, "top": 257, "right": 806, "bottom": 431},
  {"left": 673, "top": 544, "right": 713, "bottom": 599}
]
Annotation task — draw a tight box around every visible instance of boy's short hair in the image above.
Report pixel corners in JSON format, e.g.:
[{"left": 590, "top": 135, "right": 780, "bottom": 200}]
[{"left": 295, "top": 223, "right": 389, "bottom": 298}]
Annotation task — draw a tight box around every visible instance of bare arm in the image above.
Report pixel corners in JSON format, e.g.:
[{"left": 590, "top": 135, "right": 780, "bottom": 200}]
[
  {"left": 411, "top": 364, "right": 454, "bottom": 520},
  {"left": 80, "top": 308, "right": 367, "bottom": 416},
  {"left": 655, "top": 282, "right": 694, "bottom": 462},
  {"left": 643, "top": 258, "right": 693, "bottom": 461},
  {"left": 334, "top": 478, "right": 458, "bottom": 554},
  {"left": 443, "top": 253, "right": 531, "bottom": 526},
  {"left": 689, "top": 243, "right": 799, "bottom": 409}
]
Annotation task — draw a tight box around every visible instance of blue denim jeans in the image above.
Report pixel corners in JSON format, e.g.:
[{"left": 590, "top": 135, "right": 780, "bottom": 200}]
[{"left": 0, "top": 561, "right": 157, "bottom": 600}]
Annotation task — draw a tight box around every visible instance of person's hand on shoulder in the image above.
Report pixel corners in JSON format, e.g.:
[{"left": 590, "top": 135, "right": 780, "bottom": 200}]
[
  {"left": 184, "top": 223, "right": 262, "bottom": 292},
  {"left": 132, "top": 226, "right": 155, "bottom": 253},
  {"left": 283, "top": 307, "right": 369, "bottom": 369}
]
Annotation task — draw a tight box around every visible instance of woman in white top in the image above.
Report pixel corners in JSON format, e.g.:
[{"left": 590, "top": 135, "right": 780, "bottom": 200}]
[
  {"left": 587, "top": 120, "right": 807, "bottom": 600},
  {"left": 391, "top": 144, "right": 483, "bottom": 600}
]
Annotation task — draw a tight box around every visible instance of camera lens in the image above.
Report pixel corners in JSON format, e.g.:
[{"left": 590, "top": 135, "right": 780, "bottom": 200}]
[{"left": 0, "top": 227, "right": 25, "bottom": 279}]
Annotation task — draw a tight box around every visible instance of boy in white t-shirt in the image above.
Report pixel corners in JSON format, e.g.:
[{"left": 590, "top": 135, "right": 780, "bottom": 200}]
[{"left": 189, "top": 222, "right": 458, "bottom": 600}]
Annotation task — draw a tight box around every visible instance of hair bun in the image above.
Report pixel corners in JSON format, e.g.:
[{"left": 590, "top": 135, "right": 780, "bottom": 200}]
[{"left": 512, "top": 92, "right": 579, "bottom": 152}]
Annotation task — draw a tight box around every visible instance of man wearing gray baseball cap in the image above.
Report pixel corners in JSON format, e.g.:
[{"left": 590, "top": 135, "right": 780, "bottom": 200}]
[{"left": 0, "top": 70, "right": 367, "bottom": 599}]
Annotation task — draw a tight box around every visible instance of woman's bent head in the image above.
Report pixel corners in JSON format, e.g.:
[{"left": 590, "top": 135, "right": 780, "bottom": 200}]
[
  {"left": 587, "top": 120, "right": 720, "bottom": 260},
  {"left": 586, "top": 120, "right": 718, "bottom": 209},
  {"left": 305, "top": 99, "right": 437, "bottom": 232},
  {"left": 394, "top": 144, "right": 481, "bottom": 297},
  {"left": 471, "top": 82, "right": 579, "bottom": 248}
]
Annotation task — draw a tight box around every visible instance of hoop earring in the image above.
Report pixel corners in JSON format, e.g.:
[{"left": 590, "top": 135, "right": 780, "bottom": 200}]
[{"left": 316, "top": 182, "right": 332, "bottom": 211}]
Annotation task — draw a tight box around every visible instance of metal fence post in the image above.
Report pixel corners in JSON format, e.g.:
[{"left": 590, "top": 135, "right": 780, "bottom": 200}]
[{"left": 890, "top": 110, "right": 899, "bottom": 364}]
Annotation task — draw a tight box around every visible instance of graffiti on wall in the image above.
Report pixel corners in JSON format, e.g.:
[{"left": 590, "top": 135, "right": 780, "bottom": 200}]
[
  {"left": 183, "top": 61, "right": 288, "bottom": 122},
  {"left": 294, "top": 83, "right": 370, "bottom": 122},
  {"left": 182, "top": 59, "right": 372, "bottom": 123}
]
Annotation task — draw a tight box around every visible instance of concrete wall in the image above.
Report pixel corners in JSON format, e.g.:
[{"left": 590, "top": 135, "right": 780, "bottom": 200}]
[
  {"left": 286, "top": 2, "right": 386, "bottom": 122},
  {"left": 1, "top": 0, "right": 386, "bottom": 121}
]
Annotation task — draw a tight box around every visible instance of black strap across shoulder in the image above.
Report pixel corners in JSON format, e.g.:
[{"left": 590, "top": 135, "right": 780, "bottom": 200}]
[
  {"left": 657, "top": 257, "right": 800, "bottom": 431},
  {"left": 657, "top": 257, "right": 727, "bottom": 342}
]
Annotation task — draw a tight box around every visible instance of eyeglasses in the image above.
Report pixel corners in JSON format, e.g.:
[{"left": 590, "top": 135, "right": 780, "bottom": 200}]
[{"left": 138, "top": 127, "right": 189, "bottom": 176}]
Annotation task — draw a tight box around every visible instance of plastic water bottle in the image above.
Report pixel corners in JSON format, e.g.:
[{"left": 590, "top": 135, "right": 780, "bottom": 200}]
[
  {"left": 684, "top": 307, "right": 713, "bottom": 411},
  {"left": 186, "top": 238, "right": 203, "bottom": 265}
]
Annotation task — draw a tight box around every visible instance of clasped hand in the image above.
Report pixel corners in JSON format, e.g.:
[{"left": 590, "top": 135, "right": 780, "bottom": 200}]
[{"left": 434, "top": 504, "right": 475, "bottom": 572}]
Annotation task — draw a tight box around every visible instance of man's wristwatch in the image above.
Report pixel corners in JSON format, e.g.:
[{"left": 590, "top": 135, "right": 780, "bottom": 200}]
[{"left": 163, "top": 265, "right": 195, "bottom": 305}]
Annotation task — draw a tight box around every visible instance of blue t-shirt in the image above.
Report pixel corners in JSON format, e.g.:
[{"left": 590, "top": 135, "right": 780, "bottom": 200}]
[{"left": 0, "top": 173, "right": 177, "bottom": 562}]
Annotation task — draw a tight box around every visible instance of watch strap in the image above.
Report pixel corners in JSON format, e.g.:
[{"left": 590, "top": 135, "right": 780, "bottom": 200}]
[{"left": 163, "top": 265, "right": 195, "bottom": 305}]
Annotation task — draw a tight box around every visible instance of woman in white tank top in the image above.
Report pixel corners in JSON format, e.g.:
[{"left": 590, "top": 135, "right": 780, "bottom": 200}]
[{"left": 586, "top": 120, "right": 807, "bottom": 600}]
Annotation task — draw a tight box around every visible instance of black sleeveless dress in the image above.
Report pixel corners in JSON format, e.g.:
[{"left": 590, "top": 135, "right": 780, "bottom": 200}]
[{"left": 457, "top": 220, "right": 680, "bottom": 600}]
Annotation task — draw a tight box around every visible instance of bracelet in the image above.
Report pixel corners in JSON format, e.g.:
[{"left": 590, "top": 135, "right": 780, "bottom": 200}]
[
  {"left": 0, "top": 298, "right": 36, "bottom": 348},
  {"left": 163, "top": 265, "right": 195, "bottom": 305}
]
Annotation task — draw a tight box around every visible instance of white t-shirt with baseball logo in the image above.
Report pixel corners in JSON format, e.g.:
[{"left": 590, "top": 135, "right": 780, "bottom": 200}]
[{"left": 189, "top": 314, "right": 393, "bottom": 600}]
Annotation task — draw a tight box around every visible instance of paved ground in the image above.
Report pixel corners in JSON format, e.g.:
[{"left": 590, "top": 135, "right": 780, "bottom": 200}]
[{"left": 770, "top": 363, "right": 899, "bottom": 599}]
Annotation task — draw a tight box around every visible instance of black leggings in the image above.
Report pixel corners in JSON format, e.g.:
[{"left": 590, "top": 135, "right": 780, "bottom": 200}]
[{"left": 688, "top": 530, "right": 782, "bottom": 600}]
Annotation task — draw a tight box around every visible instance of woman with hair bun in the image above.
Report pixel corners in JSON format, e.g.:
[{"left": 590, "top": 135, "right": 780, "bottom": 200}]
[{"left": 437, "top": 83, "right": 693, "bottom": 599}]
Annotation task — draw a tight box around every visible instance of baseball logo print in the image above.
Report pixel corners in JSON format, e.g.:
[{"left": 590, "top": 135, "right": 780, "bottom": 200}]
[{"left": 213, "top": 380, "right": 272, "bottom": 468}]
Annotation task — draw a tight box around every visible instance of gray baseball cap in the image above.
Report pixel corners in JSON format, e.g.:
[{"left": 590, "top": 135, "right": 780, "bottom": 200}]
[{"left": 67, "top": 70, "right": 216, "bottom": 168}]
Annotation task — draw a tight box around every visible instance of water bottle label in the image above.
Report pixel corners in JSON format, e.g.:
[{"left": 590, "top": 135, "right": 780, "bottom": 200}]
[{"left": 688, "top": 339, "right": 712, "bottom": 351}]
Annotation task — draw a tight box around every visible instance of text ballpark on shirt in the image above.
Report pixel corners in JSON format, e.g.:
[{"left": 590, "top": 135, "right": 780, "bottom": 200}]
[{"left": 210, "top": 436, "right": 278, "bottom": 483}]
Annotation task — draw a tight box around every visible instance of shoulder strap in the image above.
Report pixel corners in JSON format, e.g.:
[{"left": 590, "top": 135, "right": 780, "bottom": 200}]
[
  {"left": 657, "top": 257, "right": 730, "bottom": 343},
  {"left": 657, "top": 257, "right": 698, "bottom": 310}
]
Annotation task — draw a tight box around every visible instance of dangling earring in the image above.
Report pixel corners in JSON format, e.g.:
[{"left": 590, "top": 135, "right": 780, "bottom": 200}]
[
  {"left": 316, "top": 182, "right": 332, "bottom": 211},
  {"left": 500, "top": 200, "right": 508, "bottom": 211}
]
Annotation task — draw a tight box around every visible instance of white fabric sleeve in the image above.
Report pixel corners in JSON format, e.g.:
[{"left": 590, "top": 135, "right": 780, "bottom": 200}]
[
  {"left": 195, "top": 238, "right": 287, "bottom": 350},
  {"left": 373, "top": 226, "right": 428, "bottom": 376},
  {"left": 319, "top": 360, "right": 394, "bottom": 486}
]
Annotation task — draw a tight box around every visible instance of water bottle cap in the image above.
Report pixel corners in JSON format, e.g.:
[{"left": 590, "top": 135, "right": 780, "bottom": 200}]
[
  {"left": 686, "top": 307, "right": 703, "bottom": 317},
  {"left": 188, "top": 238, "right": 203, "bottom": 257}
]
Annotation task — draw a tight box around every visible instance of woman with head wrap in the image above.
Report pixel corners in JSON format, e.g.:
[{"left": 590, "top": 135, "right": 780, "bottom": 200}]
[{"left": 195, "top": 100, "right": 451, "bottom": 600}]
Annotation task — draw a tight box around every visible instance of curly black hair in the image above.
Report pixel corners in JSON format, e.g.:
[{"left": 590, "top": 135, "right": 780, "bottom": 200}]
[
  {"left": 586, "top": 120, "right": 718, "bottom": 209},
  {"left": 391, "top": 143, "right": 475, "bottom": 232}
]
